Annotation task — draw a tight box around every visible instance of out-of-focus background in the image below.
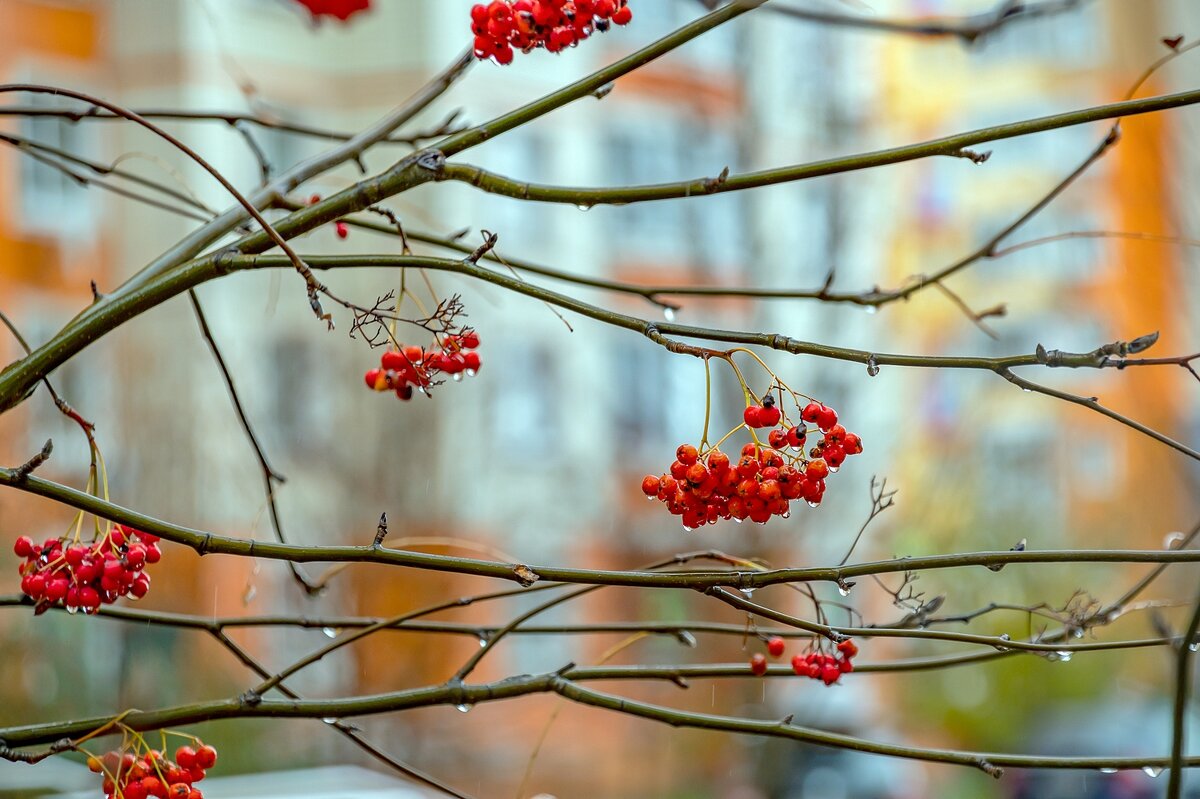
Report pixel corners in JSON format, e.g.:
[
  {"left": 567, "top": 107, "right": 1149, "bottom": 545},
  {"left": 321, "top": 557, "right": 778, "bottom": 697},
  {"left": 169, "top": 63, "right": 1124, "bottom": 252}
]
[{"left": 1, "top": 1, "right": 1199, "bottom": 797}]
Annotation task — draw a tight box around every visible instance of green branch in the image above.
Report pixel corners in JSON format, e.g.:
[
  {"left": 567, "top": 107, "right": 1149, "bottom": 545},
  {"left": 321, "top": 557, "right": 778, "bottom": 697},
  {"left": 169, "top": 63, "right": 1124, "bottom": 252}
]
[{"left": 434, "top": 89, "right": 1200, "bottom": 206}]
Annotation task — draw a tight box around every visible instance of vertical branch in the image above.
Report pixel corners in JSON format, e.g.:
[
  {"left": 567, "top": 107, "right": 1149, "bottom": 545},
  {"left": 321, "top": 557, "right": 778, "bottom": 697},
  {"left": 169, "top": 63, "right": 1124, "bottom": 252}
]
[
  {"left": 186, "top": 290, "right": 321, "bottom": 595},
  {"left": 1166, "top": 585, "right": 1200, "bottom": 798}
]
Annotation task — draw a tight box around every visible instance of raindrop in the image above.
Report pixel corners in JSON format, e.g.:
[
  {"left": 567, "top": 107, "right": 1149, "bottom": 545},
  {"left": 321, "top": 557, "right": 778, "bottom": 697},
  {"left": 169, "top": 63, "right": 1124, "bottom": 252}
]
[
  {"left": 864, "top": 306, "right": 877, "bottom": 315},
  {"left": 866, "top": 356, "right": 879, "bottom": 377},
  {"left": 1189, "top": 643, "right": 1199, "bottom": 653},
  {"left": 995, "top": 634, "right": 1011, "bottom": 652},
  {"left": 322, "top": 627, "right": 338, "bottom": 638},
  {"left": 663, "top": 307, "right": 676, "bottom": 322},
  {"left": 740, "top": 587, "right": 756, "bottom": 598},
  {"left": 807, "top": 501, "right": 819, "bottom": 508},
  {"left": 417, "top": 386, "right": 428, "bottom": 396},
  {"left": 1142, "top": 766, "right": 1163, "bottom": 778},
  {"left": 837, "top": 586, "right": 850, "bottom": 597},
  {"left": 682, "top": 524, "right": 694, "bottom": 532},
  {"left": 1072, "top": 628, "right": 1084, "bottom": 639},
  {"left": 65, "top": 605, "right": 78, "bottom": 615},
  {"left": 677, "top": 631, "right": 698, "bottom": 648},
  {"left": 1021, "top": 387, "right": 1032, "bottom": 393},
  {"left": 828, "top": 464, "right": 840, "bottom": 473},
  {"left": 322, "top": 717, "right": 337, "bottom": 724},
  {"left": 452, "top": 373, "right": 463, "bottom": 382},
  {"left": 1164, "top": 531, "right": 1186, "bottom": 549},
  {"left": 781, "top": 512, "right": 790, "bottom": 519},
  {"left": 644, "top": 494, "right": 657, "bottom": 501},
  {"left": 733, "top": 517, "right": 743, "bottom": 524},
  {"left": 478, "top": 636, "right": 489, "bottom": 649},
  {"left": 465, "top": 369, "right": 477, "bottom": 378},
  {"left": 1100, "top": 768, "right": 1118, "bottom": 774},
  {"left": 1055, "top": 650, "right": 1072, "bottom": 662},
  {"left": 576, "top": 204, "right": 592, "bottom": 212},
  {"left": 455, "top": 704, "right": 472, "bottom": 713}
]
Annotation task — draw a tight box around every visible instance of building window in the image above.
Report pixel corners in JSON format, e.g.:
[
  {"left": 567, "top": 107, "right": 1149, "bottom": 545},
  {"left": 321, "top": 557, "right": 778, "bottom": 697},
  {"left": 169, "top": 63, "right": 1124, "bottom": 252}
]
[{"left": 17, "top": 93, "right": 97, "bottom": 239}]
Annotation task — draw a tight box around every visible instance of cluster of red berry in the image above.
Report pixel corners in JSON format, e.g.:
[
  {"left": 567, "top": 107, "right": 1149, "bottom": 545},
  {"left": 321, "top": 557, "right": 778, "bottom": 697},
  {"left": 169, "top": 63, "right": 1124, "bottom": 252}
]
[
  {"left": 14, "top": 525, "right": 160, "bottom": 614},
  {"left": 87, "top": 742, "right": 217, "bottom": 799},
  {"left": 471, "top": 0, "right": 632, "bottom": 64},
  {"left": 749, "top": 637, "right": 857, "bottom": 686},
  {"left": 363, "top": 332, "right": 481, "bottom": 401},
  {"left": 638, "top": 395, "right": 862, "bottom": 529}
]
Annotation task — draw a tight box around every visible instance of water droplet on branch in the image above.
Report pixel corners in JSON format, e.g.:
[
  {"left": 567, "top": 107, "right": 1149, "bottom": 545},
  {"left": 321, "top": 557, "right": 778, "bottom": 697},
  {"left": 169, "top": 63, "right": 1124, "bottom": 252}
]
[{"left": 322, "top": 627, "right": 338, "bottom": 638}]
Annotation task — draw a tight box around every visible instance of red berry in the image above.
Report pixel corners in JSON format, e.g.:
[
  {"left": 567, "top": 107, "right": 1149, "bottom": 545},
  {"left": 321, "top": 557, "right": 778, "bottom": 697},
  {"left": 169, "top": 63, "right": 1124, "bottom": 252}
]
[
  {"left": 195, "top": 745, "right": 218, "bottom": 770},
  {"left": 640, "top": 475, "right": 660, "bottom": 496},
  {"left": 676, "top": 444, "right": 698, "bottom": 466},
  {"left": 790, "top": 653, "right": 807, "bottom": 676},
  {"left": 843, "top": 433, "right": 863, "bottom": 455},
  {"left": 749, "top": 653, "right": 768, "bottom": 676},
  {"left": 760, "top": 405, "right": 781, "bottom": 427},
  {"left": 767, "top": 636, "right": 786, "bottom": 658},
  {"left": 334, "top": 221, "right": 349, "bottom": 239},
  {"left": 684, "top": 463, "right": 709, "bottom": 486},
  {"left": 825, "top": 446, "right": 846, "bottom": 468},
  {"left": 805, "top": 460, "right": 829, "bottom": 481},
  {"left": 611, "top": 4, "right": 632, "bottom": 24},
  {"left": 768, "top": 429, "right": 788, "bottom": 449},
  {"left": 743, "top": 405, "right": 765, "bottom": 428},
  {"left": 175, "top": 746, "right": 197, "bottom": 771},
  {"left": 13, "top": 536, "right": 34, "bottom": 558},
  {"left": 462, "top": 351, "right": 481, "bottom": 373},
  {"left": 785, "top": 426, "right": 806, "bottom": 448},
  {"left": 822, "top": 664, "right": 841, "bottom": 685},
  {"left": 836, "top": 639, "right": 858, "bottom": 658},
  {"left": 816, "top": 406, "right": 838, "bottom": 431}
]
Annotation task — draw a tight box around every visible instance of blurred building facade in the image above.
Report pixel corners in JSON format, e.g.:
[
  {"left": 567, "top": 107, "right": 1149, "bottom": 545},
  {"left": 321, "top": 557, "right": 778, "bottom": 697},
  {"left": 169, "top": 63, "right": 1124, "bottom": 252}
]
[{"left": 2, "top": 1, "right": 1199, "bottom": 797}]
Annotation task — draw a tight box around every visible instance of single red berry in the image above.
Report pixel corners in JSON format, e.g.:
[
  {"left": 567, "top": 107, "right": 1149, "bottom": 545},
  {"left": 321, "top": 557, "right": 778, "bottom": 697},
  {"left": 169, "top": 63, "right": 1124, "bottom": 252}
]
[
  {"left": 13, "top": 536, "right": 34, "bottom": 558},
  {"left": 175, "top": 746, "right": 197, "bottom": 771},
  {"left": 641, "top": 475, "right": 660, "bottom": 496},
  {"left": 195, "top": 745, "right": 218, "bottom": 770},
  {"left": 825, "top": 446, "right": 847, "bottom": 468},
  {"left": 742, "top": 405, "right": 765, "bottom": 428},
  {"left": 462, "top": 351, "right": 481, "bottom": 373},
  {"left": 611, "top": 4, "right": 632, "bottom": 24},
  {"left": 816, "top": 405, "right": 838, "bottom": 431},
  {"left": 460, "top": 331, "right": 480, "bottom": 349},
  {"left": 706, "top": 450, "right": 730, "bottom": 471},
  {"left": 749, "top": 652, "right": 768, "bottom": 676},
  {"left": 168, "top": 784, "right": 190, "bottom": 798},
  {"left": 335, "top": 221, "right": 349, "bottom": 239},
  {"left": 364, "top": 369, "right": 384, "bottom": 391},
  {"left": 843, "top": 433, "right": 863, "bottom": 455},
  {"left": 806, "top": 460, "right": 829, "bottom": 481},
  {"left": 735, "top": 456, "right": 759, "bottom": 479},
  {"left": 684, "top": 463, "right": 709, "bottom": 486},
  {"left": 767, "top": 636, "right": 786, "bottom": 658},
  {"left": 760, "top": 405, "right": 781, "bottom": 427},
  {"left": 676, "top": 444, "right": 699, "bottom": 466},
  {"left": 785, "top": 426, "right": 806, "bottom": 448},
  {"left": 822, "top": 664, "right": 841, "bottom": 685},
  {"left": 768, "top": 429, "right": 788, "bottom": 449},
  {"left": 836, "top": 639, "right": 858, "bottom": 658},
  {"left": 790, "top": 653, "right": 807, "bottom": 676}
]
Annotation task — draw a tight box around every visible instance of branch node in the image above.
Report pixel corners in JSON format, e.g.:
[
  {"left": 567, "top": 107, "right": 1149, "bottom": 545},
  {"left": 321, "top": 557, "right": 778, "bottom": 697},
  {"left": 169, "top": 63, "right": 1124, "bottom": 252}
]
[
  {"left": 373, "top": 513, "right": 388, "bottom": 548},
  {"left": 512, "top": 564, "right": 541, "bottom": 587},
  {"left": 14, "top": 440, "right": 53, "bottom": 482}
]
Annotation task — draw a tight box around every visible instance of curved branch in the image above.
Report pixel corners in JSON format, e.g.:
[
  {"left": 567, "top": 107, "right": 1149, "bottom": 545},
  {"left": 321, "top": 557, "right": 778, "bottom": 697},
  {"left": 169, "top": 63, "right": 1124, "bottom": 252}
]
[{"left": 432, "top": 90, "right": 1200, "bottom": 206}]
